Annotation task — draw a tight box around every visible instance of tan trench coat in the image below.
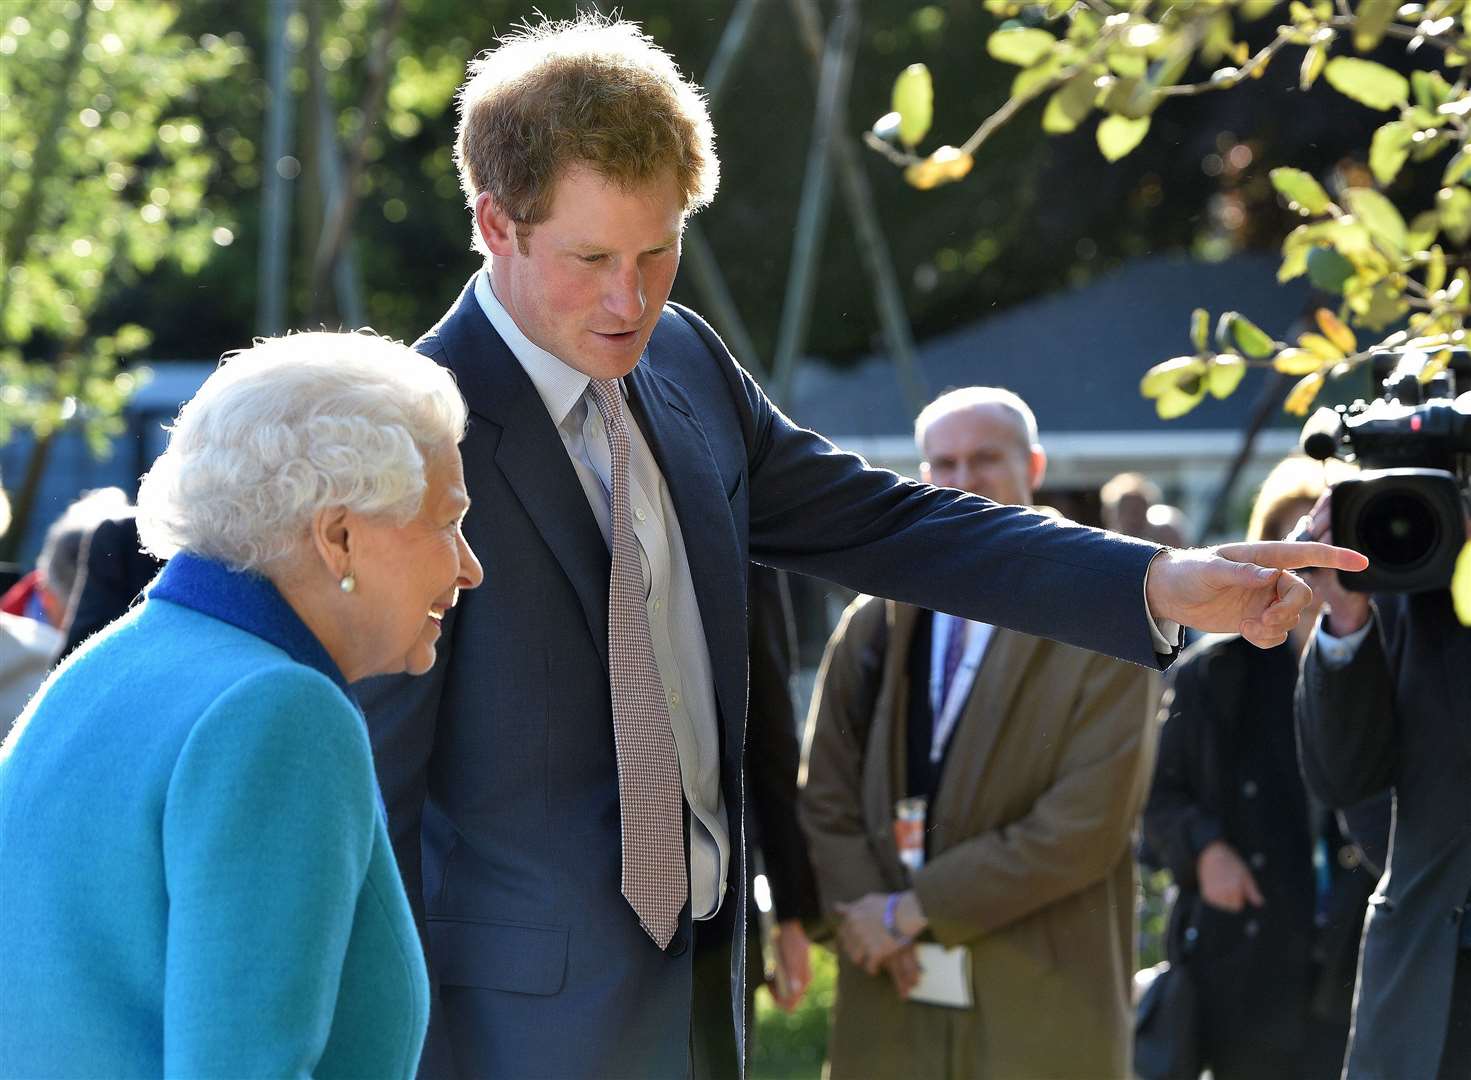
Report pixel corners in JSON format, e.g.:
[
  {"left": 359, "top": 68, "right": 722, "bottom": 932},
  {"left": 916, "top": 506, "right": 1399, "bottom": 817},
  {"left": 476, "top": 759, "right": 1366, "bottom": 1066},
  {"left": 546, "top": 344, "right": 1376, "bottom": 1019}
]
[{"left": 799, "top": 597, "right": 1159, "bottom": 1080}]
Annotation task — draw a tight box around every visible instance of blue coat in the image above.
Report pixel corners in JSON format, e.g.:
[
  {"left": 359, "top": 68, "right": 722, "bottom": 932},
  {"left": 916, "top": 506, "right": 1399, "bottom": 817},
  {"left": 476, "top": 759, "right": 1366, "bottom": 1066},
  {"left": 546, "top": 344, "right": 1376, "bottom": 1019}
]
[
  {"left": 0, "top": 554, "right": 429, "bottom": 1078},
  {"left": 361, "top": 279, "right": 1169, "bottom": 1078}
]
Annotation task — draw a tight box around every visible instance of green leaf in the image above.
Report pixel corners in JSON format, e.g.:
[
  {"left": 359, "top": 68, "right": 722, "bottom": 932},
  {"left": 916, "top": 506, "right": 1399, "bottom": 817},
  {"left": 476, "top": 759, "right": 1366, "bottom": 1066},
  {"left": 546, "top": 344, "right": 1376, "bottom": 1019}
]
[
  {"left": 1428, "top": 245, "right": 1448, "bottom": 294},
  {"left": 1097, "top": 114, "right": 1150, "bottom": 162},
  {"left": 1352, "top": 0, "right": 1397, "bottom": 53},
  {"left": 1042, "top": 72, "right": 1097, "bottom": 134},
  {"left": 1190, "top": 308, "right": 1210, "bottom": 352},
  {"left": 1324, "top": 56, "right": 1411, "bottom": 110},
  {"left": 1241, "top": 0, "right": 1279, "bottom": 19},
  {"left": 1445, "top": 148, "right": 1471, "bottom": 187},
  {"left": 1438, "top": 185, "right": 1471, "bottom": 244},
  {"left": 1270, "top": 167, "right": 1333, "bottom": 215},
  {"left": 1345, "top": 187, "right": 1408, "bottom": 252},
  {"left": 1453, "top": 540, "right": 1471, "bottom": 626},
  {"left": 1409, "top": 210, "right": 1441, "bottom": 251},
  {"left": 1300, "top": 43, "right": 1327, "bottom": 91},
  {"left": 1140, "top": 356, "right": 1207, "bottom": 398},
  {"left": 1012, "top": 54, "right": 1064, "bottom": 100},
  {"left": 987, "top": 27, "right": 1057, "bottom": 68},
  {"left": 1107, "top": 48, "right": 1147, "bottom": 79},
  {"left": 1369, "top": 120, "right": 1414, "bottom": 185},
  {"left": 1307, "top": 246, "right": 1355, "bottom": 292},
  {"left": 1413, "top": 69, "right": 1455, "bottom": 109},
  {"left": 1155, "top": 381, "right": 1207, "bottom": 420},
  {"left": 891, "top": 64, "right": 934, "bottom": 149},
  {"left": 1226, "top": 312, "right": 1277, "bottom": 358},
  {"left": 1208, "top": 354, "right": 1247, "bottom": 399}
]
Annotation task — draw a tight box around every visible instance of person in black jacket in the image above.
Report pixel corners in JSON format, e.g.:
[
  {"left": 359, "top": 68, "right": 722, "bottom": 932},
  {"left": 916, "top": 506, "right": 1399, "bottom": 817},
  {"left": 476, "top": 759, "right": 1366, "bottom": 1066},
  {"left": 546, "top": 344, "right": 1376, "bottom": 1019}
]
[
  {"left": 1296, "top": 493, "right": 1471, "bottom": 1080},
  {"left": 1143, "top": 458, "right": 1377, "bottom": 1080},
  {"left": 690, "top": 564, "right": 818, "bottom": 1077}
]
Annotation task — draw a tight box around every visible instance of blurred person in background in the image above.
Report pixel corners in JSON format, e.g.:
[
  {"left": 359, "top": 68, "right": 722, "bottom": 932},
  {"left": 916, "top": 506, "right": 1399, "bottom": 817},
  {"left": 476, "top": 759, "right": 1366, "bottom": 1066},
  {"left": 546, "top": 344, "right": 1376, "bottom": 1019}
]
[
  {"left": 1101, "top": 472, "right": 1165, "bottom": 539},
  {"left": 54, "top": 493, "right": 164, "bottom": 661},
  {"left": 1142, "top": 456, "right": 1375, "bottom": 1080},
  {"left": 0, "top": 487, "right": 131, "bottom": 630},
  {"left": 1296, "top": 485, "right": 1471, "bottom": 1080},
  {"left": 0, "top": 332, "right": 482, "bottom": 1077},
  {"left": 0, "top": 478, "right": 62, "bottom": 730},
  {"left": 800, "top": 387, "right": 1160, "bottom": 1079}
]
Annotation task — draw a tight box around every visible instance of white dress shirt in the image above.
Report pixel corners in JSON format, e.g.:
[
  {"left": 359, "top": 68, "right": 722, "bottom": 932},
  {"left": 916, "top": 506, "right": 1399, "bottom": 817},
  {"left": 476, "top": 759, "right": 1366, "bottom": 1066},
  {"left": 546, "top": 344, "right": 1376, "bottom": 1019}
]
[
  {"left": 927, "top": 613, "right": 994, "bottom": 763},
  {"left": 475, "top": 271, "right": 729, "bottom": 920}
]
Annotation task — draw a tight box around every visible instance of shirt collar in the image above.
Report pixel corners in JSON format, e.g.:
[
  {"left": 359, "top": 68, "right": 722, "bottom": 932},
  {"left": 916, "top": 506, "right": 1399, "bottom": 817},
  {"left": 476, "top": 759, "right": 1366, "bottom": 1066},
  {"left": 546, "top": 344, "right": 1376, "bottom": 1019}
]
[
  {"left": 474, "top": 268, "right": 593, "bottom": 427},
  {"left": 147, "top": 551, "right": 353, "bottom": 698}
]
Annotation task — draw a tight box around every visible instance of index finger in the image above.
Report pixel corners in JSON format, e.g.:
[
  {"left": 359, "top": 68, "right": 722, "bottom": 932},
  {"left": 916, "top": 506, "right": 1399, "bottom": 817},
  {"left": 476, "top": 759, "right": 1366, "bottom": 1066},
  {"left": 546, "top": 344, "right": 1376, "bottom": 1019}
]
[{"left": 1219, "top": 540, "right": 1368, "bottom": 573}]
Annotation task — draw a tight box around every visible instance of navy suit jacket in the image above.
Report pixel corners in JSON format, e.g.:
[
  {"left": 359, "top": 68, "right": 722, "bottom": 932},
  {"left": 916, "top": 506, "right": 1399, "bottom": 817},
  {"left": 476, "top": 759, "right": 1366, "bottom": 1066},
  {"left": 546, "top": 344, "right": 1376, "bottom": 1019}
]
[{"left": 361, "top": 277, "right": 1167, "bottom": 1079}]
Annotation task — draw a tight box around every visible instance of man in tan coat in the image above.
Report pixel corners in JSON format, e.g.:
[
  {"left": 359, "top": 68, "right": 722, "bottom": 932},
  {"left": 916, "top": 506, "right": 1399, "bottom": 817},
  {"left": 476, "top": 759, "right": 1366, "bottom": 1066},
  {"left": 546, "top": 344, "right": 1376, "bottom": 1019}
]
[{"left": 800, "top": 387, "right": 1159, "bottom": 1079}]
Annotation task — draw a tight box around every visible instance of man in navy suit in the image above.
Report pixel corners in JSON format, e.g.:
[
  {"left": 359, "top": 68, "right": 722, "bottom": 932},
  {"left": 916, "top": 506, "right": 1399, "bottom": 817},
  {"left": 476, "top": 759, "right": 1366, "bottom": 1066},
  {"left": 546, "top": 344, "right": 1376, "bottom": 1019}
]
[{"left": 361, "top": 15, "right": 1365, "bottom": 1078}]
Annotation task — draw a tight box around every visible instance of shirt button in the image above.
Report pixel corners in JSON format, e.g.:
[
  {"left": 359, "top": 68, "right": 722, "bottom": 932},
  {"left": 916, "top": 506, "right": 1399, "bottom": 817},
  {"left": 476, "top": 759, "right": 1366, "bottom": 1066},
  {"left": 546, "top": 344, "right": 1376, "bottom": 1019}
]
[
  {"left": 669, "top": 691, "right": 681, "bottom": 707},
  {"left": 635, "top": 507, "right": 647, "bottom": 522},
  {"left": 653, "top": 598, "right": 663, "bottom": 613}
]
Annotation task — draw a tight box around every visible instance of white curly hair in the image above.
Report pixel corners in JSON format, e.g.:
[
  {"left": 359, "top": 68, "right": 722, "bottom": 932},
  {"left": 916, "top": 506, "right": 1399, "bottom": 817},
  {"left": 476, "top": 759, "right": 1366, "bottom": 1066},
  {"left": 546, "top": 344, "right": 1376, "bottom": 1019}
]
[{"left": 137, "top": 331, "right": 468, "bottom": 572}]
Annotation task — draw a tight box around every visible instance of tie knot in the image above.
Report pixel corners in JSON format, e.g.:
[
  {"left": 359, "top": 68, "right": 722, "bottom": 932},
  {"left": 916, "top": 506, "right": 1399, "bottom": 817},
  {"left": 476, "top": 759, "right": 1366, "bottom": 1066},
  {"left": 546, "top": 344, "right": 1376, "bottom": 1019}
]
[{"left": 590, "top": 378, "right": 624, "bottom": 433}]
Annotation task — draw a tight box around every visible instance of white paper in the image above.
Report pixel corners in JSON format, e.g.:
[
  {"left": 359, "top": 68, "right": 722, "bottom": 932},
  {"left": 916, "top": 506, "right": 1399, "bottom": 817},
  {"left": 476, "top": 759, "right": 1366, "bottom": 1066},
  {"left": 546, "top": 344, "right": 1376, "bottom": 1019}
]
[{"left": 907, "top": 943, "right": 973, "bottom": 1009}]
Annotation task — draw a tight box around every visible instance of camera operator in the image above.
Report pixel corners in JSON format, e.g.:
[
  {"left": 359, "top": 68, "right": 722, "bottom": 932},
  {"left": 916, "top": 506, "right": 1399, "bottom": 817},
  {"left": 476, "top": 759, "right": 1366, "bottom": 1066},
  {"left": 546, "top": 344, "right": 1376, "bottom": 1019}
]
[{"left": 1295, "top": 493, "right": 1471, "bottom": 1080}]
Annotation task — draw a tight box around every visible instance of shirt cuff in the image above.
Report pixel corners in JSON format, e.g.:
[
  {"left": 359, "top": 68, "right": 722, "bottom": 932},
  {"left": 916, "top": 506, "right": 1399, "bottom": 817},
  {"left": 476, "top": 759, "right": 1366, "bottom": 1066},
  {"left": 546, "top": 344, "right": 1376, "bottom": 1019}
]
[
  {"left": 1316, "top": 617, "right": 1372, "bottom": 669},
  {"left": 1142, "top": 555, "right": 1183, "bottom": 655}
]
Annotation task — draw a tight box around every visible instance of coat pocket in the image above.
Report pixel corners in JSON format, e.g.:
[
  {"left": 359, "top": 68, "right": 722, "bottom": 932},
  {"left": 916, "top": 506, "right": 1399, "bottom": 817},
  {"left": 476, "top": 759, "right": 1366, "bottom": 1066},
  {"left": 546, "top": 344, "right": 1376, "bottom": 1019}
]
[{"left": 428, "top": 916, "right": 568, "bottom": 996}]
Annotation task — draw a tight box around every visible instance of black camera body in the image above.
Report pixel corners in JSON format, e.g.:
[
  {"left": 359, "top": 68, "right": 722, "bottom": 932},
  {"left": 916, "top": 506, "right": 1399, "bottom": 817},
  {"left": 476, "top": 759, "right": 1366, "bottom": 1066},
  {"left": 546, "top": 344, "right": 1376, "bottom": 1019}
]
[{"left": 1301, "top": 348, "right": 1471, "bottom": 593}]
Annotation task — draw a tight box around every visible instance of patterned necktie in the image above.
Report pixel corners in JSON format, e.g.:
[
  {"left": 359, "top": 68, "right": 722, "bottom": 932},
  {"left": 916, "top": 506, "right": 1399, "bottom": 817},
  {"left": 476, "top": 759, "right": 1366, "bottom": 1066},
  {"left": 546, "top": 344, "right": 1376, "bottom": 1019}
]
[{"left": 588, "top": 378, "right": 687, "bottom": 949}]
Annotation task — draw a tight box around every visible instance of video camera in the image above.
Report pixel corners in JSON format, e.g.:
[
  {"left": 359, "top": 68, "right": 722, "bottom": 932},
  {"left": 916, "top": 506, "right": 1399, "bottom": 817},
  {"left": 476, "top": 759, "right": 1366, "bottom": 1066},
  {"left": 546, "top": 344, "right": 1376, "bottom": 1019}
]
[{"left": 1300, "top": 347, "right": 1471, "bottom": 593}]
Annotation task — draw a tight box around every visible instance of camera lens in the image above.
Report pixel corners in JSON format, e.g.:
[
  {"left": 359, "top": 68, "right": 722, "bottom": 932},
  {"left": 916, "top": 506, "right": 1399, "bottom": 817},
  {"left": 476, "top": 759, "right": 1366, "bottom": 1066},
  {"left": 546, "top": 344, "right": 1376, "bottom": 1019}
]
[{"left": 1359, "top": 489, "right": 1442, "bottom": 569}]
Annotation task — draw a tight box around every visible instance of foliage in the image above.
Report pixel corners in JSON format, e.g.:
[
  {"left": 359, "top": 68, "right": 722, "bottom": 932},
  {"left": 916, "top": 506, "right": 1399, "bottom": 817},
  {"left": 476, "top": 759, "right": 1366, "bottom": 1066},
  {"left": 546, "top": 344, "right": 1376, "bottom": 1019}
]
[
  {"left": 870, "top": 0, "right": 1471, "bottom": 619},
  {"left": 0, "top": 0, "right": 242, "bottom": 451},
  {"left": 751, "top": 945, "right": 835, "bottom": 1080}
]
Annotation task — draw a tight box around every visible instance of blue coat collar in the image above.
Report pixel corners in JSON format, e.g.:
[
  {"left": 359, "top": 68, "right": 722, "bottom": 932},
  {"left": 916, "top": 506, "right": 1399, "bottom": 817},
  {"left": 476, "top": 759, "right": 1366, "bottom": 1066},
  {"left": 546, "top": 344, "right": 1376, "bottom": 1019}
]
[{"left": 149, "top": 552, "right": 353, "bottom": 698}]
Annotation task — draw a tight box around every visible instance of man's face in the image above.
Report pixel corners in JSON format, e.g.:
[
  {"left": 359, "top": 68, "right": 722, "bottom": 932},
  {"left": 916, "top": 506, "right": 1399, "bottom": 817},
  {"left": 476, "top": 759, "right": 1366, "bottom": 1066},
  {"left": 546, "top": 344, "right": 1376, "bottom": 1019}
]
[
  {"left": 920, "top": 404, "right": 1044, "bottom": 507},
  {"left": 478, "top": 163, "right": 684, "bottom": 380}
]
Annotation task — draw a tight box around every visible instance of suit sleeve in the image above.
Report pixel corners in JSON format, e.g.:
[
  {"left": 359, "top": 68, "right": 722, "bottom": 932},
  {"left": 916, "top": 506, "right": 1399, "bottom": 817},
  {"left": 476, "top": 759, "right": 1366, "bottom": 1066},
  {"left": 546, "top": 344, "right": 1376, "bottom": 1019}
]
[
  {"left": 355, "top": 603, "right": 461, "bottom": 940},
  {"left": 745, "top": 566, "right": 820, "bottom": 924},
  {"left": 161, "top": 667, "right": 377, "bottom": 1077},
  {"left": 1141, "top": 655, "right": 1227, "bottom": 889},
  {"left": 670, "top": 305, "right": 1170, "bottom": 671},
  {"left": 798, "top": 596, "right": 893, "bottom": 914},
  {"left": 911, "top": 653, "right": 1159, "bottom": 946},
  {"left": 1296, "top": 607, "right": 1399, "bottom": 808}
]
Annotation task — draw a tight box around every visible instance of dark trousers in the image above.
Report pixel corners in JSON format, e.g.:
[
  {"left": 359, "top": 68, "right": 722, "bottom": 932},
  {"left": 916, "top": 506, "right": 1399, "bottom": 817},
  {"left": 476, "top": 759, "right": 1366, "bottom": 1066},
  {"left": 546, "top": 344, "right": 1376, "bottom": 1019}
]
[
  {"left": 690, "top": 891, "right": 742, "bottom": 1080},
  {"left": 1437, "top": 950, "right": 1471, "bottom": 1080}
]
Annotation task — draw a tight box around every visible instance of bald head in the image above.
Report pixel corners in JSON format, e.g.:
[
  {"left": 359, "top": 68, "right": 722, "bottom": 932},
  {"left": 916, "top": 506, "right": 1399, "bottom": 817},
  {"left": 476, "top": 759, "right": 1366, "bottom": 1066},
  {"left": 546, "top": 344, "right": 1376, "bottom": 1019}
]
[{"left": 915, "top": 387, "right": 1045, "bottom": 506}]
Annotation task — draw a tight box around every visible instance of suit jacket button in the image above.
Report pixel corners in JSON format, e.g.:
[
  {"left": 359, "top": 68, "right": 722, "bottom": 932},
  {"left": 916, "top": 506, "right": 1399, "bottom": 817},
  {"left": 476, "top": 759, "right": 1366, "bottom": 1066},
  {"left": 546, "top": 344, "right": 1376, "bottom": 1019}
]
[
  {"left": 1244, "top": 919, "right": 1260, "bottom": 938},
  {"left": 1250, "top": 852, "right": 1267, "bottom": 870},
  {"left": 1241, "top": 780, "right": 1258, "bottom": 798},
  {"left": 668, "top": 931, "right": 688, "bottom": 956}
]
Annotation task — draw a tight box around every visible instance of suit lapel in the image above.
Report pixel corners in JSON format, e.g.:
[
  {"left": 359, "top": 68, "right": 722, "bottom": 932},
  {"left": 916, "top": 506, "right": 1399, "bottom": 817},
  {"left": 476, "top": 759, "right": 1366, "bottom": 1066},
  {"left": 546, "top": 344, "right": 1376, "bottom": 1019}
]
[
  {"left": 932, "top": 627, "right": 1044, "bottom": 826},
  {"left": 624, "top": 360, "right": 746, "bottom": 754},
  {"left": 432, "top": 279, "right": 610, "bottom": 666}
]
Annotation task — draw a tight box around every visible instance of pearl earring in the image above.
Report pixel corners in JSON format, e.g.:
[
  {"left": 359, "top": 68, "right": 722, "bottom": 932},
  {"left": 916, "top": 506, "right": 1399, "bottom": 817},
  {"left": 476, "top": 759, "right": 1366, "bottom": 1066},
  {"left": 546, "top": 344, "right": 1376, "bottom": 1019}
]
[{"left": 339, "top": 573, "right": 356, "bottom": 594}]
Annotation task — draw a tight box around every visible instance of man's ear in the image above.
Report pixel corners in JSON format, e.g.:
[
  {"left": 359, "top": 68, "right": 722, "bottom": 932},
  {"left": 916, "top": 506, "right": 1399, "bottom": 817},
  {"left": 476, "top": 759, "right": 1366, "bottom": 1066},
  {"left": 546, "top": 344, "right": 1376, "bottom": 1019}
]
[
  {"left": 475, "top": 192, "right": 518, "bottom": 257},
  {"left": 919, "top": 461, "right": 932, "bottom": 486},
  {"left": 1028, "top": 445, "right": 1048, "bottom": 493},
  {"left": 310, "top": 505, "right": 353, "bottom": 581}
]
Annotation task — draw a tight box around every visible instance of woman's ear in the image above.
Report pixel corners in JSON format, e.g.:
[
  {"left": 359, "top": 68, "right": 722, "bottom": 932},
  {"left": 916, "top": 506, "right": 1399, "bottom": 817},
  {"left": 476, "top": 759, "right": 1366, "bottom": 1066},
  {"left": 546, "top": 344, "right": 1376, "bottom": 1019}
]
[{"left": 310, "top": 505, "right": 353, "bottom": 581}]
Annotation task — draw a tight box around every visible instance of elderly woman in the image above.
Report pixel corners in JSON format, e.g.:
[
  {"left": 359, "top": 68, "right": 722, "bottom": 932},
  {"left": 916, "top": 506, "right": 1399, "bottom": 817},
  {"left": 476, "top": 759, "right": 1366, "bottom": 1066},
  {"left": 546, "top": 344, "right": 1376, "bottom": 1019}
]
[{"left": 0, "top": 332, "right": 482, "bottom": 1077}]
